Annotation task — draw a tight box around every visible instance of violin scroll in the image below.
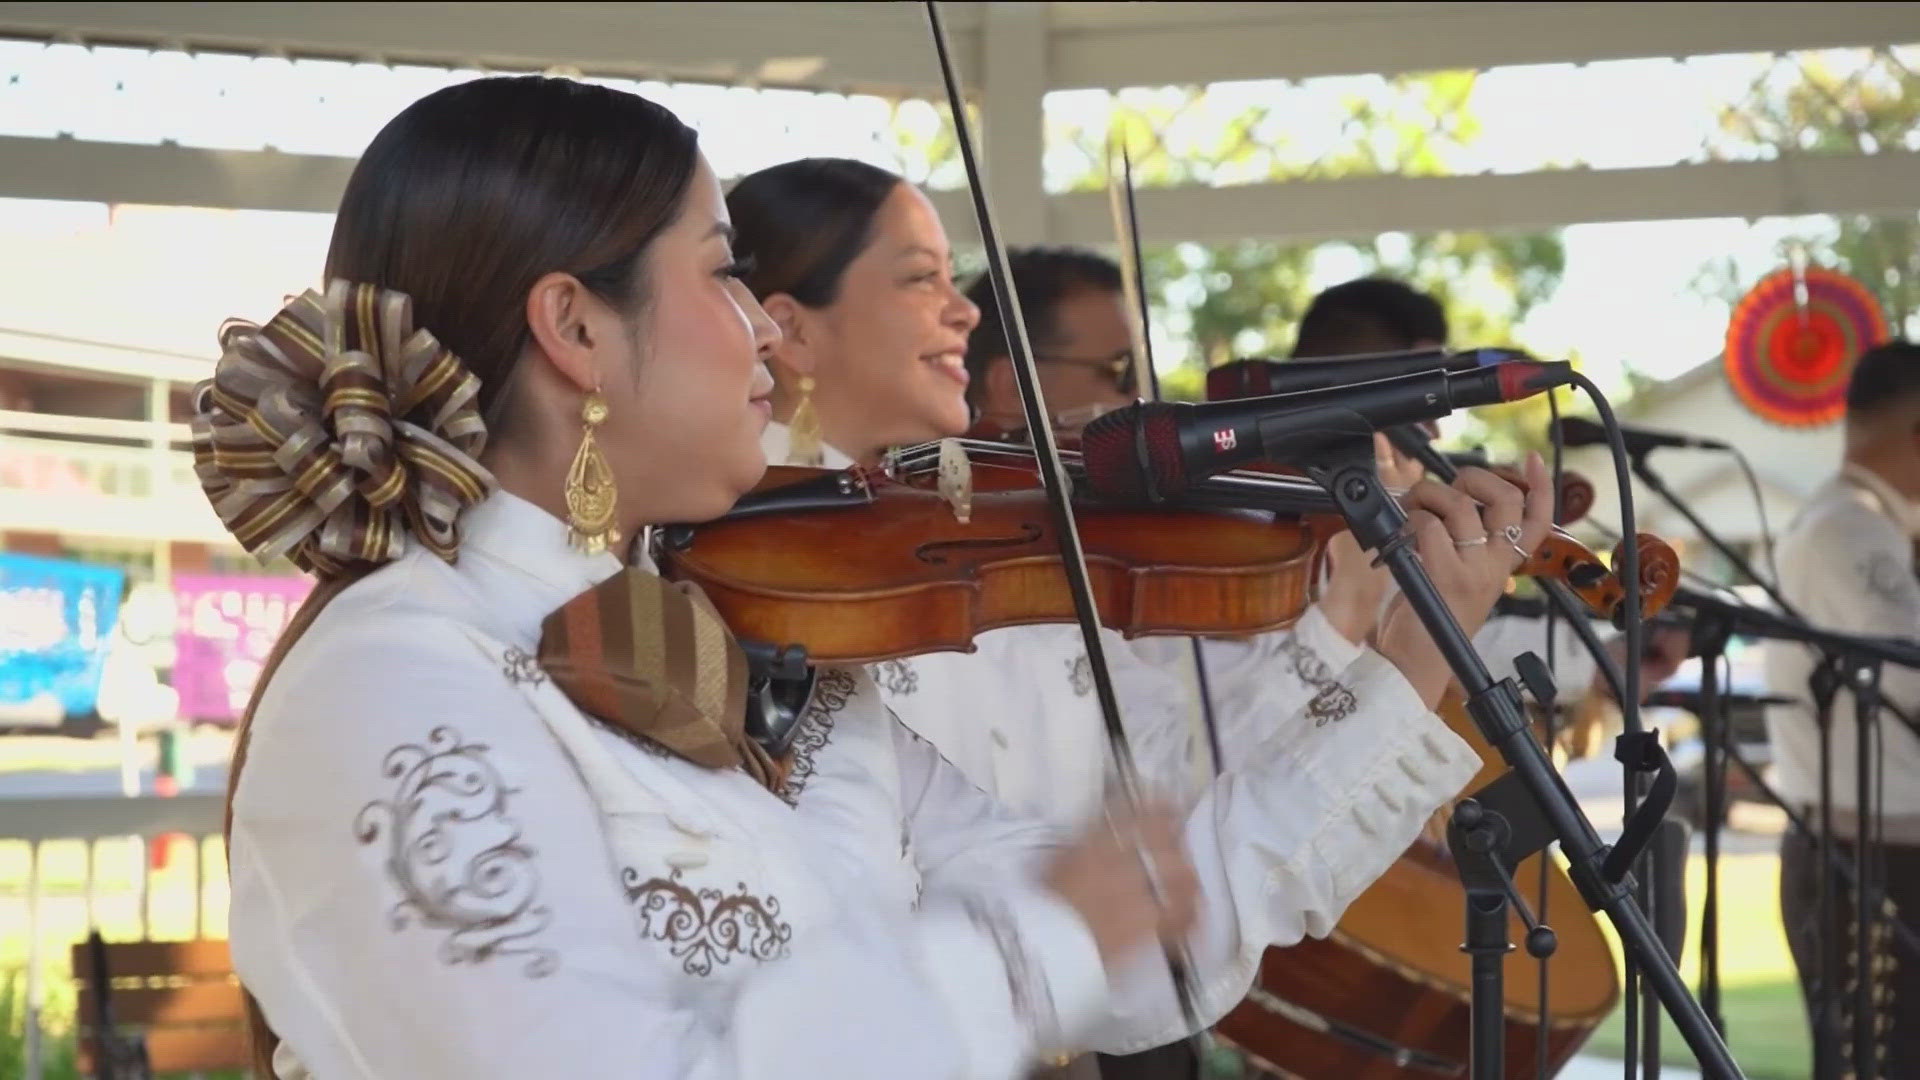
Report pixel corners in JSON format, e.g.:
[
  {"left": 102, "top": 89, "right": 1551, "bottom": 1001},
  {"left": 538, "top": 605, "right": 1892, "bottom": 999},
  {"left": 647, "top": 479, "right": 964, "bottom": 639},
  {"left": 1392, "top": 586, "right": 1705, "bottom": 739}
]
[
  {"left": 1613, "top": 534, "right": 1680, "bottom": 621},
  {"left": 1518, "top": 530, "right": 1680, "bottom": 624}
]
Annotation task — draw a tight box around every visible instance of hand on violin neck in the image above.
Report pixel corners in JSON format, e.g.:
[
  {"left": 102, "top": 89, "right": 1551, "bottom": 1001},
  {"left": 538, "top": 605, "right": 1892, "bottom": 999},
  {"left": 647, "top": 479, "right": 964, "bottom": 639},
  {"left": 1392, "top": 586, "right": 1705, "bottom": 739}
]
[
  {"left": 1320, "top": 530, "right": 1392, "bottom": 646},
  {"left": 1314, "top": 434, "right": 1418, "bottom": 646},
  {"left": 1377, "top": 454, "right": 1555, "bottom": 709},
  {"left": 1374, "top": 430, "right": 1427, "bottom": 490}
]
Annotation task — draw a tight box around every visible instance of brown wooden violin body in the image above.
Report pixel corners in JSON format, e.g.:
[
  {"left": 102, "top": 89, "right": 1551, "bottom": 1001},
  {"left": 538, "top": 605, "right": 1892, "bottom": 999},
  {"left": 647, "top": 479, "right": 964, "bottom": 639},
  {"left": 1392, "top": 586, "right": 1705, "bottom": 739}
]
[
  {"left": 661, "top": 457, "right": 1337, "bottom": 665},
  {"left": 661, "top": 443, "right": 1673, "bottom": 668}
]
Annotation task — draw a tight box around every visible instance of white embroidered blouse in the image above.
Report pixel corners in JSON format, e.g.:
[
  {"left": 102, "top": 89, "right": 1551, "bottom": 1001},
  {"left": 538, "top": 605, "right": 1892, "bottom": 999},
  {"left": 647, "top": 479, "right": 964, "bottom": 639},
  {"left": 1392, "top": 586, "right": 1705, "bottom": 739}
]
[{"left": 228, "top": 490, "right": 1479, "bottom": 1079}]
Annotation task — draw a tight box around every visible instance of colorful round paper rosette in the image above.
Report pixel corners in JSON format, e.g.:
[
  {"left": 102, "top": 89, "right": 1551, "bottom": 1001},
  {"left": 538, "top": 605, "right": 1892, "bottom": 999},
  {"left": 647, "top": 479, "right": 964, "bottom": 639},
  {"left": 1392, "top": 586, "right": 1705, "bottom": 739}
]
[{"left": 1724, "top": 266, "right": 1889, "bottom": 427}]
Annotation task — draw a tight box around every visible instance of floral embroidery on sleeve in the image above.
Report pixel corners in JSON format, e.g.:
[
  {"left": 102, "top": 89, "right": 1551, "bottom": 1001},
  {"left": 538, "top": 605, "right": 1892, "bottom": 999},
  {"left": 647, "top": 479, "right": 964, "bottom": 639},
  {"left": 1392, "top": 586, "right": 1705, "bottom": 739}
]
[
  {"left": 1277, "top": 638, "right": 1358, "bottom": 726},
  {"left": 1860, "top": 549, "right": 1919, "bottom": 604},
  {"left": 353, "top": 725, "right": 557, "bottom": 977},
  {"left": 870, "top": 659, "right": 920, "bottom": 696},
  {"left": 623, "top": 868, "right": 793, "bottom": 976}
]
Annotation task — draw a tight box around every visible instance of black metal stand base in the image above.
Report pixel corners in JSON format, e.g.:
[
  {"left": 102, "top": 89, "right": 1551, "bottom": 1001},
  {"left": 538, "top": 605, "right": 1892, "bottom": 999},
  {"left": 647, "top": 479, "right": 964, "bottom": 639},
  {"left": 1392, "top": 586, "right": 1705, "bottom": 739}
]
[
  {"left": 1306, "top": 441, "right": 1745, "bottom": 1080},
  {"left": 1450, "top": 779, "right": 1563, "bottom": 1080}
]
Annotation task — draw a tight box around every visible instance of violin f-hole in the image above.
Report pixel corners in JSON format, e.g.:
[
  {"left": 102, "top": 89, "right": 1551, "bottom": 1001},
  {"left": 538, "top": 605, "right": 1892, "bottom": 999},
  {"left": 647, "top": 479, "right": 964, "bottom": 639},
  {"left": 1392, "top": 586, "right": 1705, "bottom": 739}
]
[{"left": 914, "top": 523, "right": 1045, "bottom": 565}]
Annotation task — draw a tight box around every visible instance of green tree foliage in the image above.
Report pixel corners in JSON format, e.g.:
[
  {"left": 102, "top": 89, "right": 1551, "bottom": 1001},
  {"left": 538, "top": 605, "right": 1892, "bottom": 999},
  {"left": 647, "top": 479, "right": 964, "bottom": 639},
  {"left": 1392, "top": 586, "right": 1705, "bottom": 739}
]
[
  {"left": 1045, "top": 73, "right": 1570, "bottom": 455},
  {"left": 1693, "top": 50, "right": 1920, "bottom": 336}
]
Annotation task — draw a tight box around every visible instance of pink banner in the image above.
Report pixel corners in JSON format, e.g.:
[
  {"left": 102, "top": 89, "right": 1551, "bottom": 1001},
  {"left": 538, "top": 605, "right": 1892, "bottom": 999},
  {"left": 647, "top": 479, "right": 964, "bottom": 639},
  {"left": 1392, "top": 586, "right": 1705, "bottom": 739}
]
[{"left": 172, "top": 574, "right": 313, "bottom": 722}]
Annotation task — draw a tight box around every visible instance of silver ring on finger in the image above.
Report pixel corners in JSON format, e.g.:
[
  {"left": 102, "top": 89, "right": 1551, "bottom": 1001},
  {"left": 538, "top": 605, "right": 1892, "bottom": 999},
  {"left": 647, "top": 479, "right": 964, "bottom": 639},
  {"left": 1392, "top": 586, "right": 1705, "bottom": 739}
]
[
  {"left": 1503, "top": 523, "right": 1528, "bottom": 561},
  {"left": 1453, "top": 535, "right": 1489, "bottom": 549}
]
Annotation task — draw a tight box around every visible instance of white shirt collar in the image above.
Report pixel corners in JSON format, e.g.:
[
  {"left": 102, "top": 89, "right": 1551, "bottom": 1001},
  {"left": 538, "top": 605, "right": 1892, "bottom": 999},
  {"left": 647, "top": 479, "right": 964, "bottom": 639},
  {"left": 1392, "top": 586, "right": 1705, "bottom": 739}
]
[
  {"left": 761, "top": 420, "right": 856, "bottom": 469},
  {"left": 1840, "top": 462, "right": 1920, "bottom": 535},
  {"left": 456, "top": 490, "right": 626, "bottom": 615}
]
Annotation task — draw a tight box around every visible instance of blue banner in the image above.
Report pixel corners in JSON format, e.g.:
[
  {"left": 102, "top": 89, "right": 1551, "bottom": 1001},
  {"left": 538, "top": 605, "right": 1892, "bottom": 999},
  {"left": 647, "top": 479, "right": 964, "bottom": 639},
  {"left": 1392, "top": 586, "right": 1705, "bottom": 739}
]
[{"left": 0, "top": 553, "right": 125, "bottom": 718}]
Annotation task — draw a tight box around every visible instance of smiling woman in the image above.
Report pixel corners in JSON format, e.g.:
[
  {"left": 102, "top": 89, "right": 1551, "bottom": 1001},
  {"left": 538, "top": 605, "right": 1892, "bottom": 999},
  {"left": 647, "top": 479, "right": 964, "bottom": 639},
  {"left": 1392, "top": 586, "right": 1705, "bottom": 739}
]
[{"left": 728, "top": 157, "right": 982, "bottom": 465}]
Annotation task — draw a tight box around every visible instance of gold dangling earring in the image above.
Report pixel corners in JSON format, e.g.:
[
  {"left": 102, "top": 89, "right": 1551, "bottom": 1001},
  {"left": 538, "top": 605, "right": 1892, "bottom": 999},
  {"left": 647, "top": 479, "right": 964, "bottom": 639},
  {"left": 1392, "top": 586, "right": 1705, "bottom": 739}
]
[
  {"left": 565, "top": 389, "right": 620, "bottom": 554},
  {"left": 787, "top": 374, "right": 822, "bottom": 467}
]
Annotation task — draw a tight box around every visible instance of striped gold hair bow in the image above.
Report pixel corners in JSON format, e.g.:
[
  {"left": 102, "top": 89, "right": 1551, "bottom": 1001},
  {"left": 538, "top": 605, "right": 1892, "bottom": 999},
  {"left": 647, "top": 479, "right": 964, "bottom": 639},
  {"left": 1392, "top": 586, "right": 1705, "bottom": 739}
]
[{"left": 190, "top": 281, "right": 496, "bottom": 578}]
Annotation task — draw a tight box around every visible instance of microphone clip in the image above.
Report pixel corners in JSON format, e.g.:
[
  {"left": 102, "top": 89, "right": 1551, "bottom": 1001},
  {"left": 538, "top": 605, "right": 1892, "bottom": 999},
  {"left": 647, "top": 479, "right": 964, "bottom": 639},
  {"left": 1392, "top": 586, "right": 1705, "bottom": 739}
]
[{"left": 1304, "top": 436, "right": 1408, "bottom": 557}]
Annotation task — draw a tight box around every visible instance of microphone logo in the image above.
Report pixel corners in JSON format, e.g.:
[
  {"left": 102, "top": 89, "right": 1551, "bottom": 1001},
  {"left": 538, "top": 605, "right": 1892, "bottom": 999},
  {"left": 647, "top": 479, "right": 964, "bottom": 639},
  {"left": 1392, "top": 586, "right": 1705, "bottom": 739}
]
[{"left": 1212, "top": 428, "right": 1238, "bottom": 452}]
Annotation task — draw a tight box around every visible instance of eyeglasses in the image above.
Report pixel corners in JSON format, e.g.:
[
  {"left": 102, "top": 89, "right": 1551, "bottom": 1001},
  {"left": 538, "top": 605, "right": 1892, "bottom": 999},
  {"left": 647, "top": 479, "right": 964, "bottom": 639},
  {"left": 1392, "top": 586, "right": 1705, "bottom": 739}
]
[{"left": 1031, "top": 349, "right": 1138, "bottom": 395}]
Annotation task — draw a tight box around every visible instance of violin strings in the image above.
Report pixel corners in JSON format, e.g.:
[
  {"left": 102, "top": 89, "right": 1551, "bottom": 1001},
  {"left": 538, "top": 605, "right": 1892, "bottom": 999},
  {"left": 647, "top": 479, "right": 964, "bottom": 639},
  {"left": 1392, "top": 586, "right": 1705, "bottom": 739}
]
[{"left": 885, "top": 438, "right": 1338, "bottom": 512}]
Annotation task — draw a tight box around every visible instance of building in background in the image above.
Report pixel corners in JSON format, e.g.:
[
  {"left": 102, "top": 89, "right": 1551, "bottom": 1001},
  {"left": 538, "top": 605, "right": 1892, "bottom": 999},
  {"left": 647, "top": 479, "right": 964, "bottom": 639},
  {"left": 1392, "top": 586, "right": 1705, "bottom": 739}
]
[
  {"left": 1559, "top": 356, "right": 1843, "bottom": 582},
  {"left": 0, "top": 252, "right": 311, "bottom": 731}
]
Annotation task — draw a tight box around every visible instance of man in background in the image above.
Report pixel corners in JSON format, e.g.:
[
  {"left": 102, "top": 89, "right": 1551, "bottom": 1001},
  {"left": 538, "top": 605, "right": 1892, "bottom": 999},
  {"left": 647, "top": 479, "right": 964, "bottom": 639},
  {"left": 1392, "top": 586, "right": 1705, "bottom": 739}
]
[{"left": 1765, "top": 340, "right": 1920, "bottom": 1078}]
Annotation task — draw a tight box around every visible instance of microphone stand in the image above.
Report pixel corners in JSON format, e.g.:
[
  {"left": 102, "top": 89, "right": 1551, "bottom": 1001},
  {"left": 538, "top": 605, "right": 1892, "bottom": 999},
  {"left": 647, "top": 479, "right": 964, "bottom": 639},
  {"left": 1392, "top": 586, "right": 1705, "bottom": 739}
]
[
  {"left": 1665, "top": 586, "right": 1920, "bottom": 1080},
  {"left": 1412, "top": 425, "right": 1676, "bottom": 1078},
  {"left": 1629, "top": 451, "right": 1918, "bottom": 1080},
  {"left": 1308, "top": 439, "right": 1745, "bottom": 1080},
  {"left": 1626, "top": 452, "right": 1793, "bottom": 618}
]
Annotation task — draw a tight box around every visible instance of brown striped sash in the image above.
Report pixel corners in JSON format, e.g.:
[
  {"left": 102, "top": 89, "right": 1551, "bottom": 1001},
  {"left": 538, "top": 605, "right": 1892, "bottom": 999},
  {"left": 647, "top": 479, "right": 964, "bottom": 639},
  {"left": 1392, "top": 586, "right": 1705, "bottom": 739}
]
[{"left": 539, "top": 570, "right": 783, "bottom": 793}]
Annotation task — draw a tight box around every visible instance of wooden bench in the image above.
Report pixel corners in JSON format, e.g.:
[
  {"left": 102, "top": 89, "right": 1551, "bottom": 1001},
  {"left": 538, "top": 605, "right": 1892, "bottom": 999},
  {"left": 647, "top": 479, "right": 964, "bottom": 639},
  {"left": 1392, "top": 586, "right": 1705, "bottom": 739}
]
[{"left": 70, "top": 936, "right": 250, "bottom": 1077}]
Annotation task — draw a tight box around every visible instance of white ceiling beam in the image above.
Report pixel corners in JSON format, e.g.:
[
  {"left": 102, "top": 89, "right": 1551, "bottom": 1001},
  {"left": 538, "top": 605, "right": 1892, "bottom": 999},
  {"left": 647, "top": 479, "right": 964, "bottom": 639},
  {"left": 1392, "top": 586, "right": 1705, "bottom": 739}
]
[
  {"left": 9, "top": 135, "right": 1917, "bottom": 244},
  {"left": 1046, "top": 2, "right": 1920, "bottom": 89},
  {"left": 1042, "top": 153, "right": 1920, "bottom": 244},
  {"left": 0, "top": 136, "right": 356, "bottom": 213},
  {"left": 2, "top": 2, "right": 1915, "bottom": 96},
  {"left": 0, "top": 1, "right": 982, "bottom": 93},
  {"left": 0, "top": 328, "right": 213, "bottom": 384}
]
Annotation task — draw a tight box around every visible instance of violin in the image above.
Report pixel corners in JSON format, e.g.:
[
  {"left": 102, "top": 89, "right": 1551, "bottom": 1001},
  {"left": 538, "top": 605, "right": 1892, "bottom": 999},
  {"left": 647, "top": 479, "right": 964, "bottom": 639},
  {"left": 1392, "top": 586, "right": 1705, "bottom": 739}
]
[
  {"left": 657, "top": 445, "right": 1334, "bottom": 666},
  {"left": 656, "top": 440, "right": 1677, "bottom": 667},
  {"left": 1433, "top": 447, "right": 1596, "bottom": 527}
]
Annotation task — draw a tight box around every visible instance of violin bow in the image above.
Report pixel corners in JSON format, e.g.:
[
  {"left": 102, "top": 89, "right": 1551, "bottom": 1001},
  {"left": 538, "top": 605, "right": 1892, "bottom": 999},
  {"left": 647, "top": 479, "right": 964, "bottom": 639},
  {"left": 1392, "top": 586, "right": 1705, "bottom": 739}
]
[
  {"left": 1105, "top": 137, "right": 1228, "bottom": 776},
  {"left": 922, "top": 0, "right": 1216, "bottom": 1053},
  {"left": 1105, "top": 138, "right": 1158, "bottom": 402}
]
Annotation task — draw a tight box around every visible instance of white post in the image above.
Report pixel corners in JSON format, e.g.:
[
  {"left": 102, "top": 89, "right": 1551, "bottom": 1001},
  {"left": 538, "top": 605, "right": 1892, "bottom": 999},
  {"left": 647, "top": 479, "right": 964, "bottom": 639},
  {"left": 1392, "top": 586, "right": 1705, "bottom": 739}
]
[
  {"left": 25, "top": 840, "right": 41, "bottom": 1080},
  {"left": 979, "top": 1, "right": 1050, "bottom": 245}
]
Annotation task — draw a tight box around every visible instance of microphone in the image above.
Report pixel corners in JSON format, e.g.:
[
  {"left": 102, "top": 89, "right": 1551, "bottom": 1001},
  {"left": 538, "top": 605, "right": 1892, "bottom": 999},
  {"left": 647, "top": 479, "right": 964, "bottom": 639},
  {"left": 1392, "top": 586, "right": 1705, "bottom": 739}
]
[
  {"left": 1082, "top": 361, "right": 1574, "bottom": 500},
  {"left": 1205, "top": 347, "right": 1527, "bottom": 401},
  {"left": 1550, "top": 415, "right": 1728, "bottom": 455}
]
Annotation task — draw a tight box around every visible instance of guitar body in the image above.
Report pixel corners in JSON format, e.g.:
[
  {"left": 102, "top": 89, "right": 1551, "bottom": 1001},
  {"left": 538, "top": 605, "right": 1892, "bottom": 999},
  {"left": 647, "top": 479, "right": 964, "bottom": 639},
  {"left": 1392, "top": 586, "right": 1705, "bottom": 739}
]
[{"left": 1213, "top": 693, "right": 1619, "bottom": 1078}]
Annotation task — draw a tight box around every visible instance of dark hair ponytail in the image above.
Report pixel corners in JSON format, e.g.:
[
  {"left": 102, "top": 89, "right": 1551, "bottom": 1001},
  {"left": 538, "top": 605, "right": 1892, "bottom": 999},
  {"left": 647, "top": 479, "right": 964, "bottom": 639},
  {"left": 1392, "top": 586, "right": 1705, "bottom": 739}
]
[{"left": 725, "top": 157, "right": 902, "bottom": 307}]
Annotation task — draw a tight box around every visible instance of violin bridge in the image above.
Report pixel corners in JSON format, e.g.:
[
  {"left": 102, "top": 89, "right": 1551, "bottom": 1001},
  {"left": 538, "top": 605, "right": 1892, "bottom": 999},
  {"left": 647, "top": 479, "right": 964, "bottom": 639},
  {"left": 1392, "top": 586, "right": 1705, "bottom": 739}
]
[{"left": 937, "top": 438, "right": 973, "bottom": 524}]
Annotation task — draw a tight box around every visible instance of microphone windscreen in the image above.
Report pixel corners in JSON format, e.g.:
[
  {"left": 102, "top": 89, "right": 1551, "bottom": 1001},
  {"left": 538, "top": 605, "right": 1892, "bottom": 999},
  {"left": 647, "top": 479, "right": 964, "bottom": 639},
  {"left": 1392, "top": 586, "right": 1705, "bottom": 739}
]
[{"left": 1080, "top": 404, "right": 1184, "bottom": 500}]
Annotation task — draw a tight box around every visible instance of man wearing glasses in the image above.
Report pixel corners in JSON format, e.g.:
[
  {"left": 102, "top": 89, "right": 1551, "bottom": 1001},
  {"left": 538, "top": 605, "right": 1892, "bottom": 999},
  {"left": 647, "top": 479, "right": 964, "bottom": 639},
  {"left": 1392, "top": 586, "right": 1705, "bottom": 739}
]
[{"left": 961, "top": 247, "right": 1139, "bottom": 441}]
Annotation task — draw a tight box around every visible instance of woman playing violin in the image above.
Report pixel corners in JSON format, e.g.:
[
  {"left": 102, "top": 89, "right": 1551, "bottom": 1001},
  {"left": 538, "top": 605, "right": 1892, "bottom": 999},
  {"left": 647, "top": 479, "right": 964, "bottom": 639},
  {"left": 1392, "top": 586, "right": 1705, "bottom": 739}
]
[
  {"left": 723, "top": 157, "right": 1562, "bottom": 1072},
  {"left": 215, "top": 80, "right": 1542, "bottom": 1080}
]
